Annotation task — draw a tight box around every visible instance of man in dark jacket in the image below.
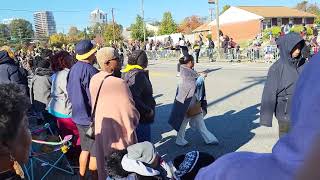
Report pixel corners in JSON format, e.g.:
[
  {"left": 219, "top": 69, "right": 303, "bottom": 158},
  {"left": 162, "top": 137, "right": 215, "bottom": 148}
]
[
  {"left": 260, "top": 32, "right": 306, "bottom": 137},
  {"left": 0, "top": 50, "right": 27, "bottom": 92},
  {"left": 122, "top": 50, "right": 156, "bottom": 142},
  {"left": 208, "top": 38, "right": 215, "bottom": 62}
]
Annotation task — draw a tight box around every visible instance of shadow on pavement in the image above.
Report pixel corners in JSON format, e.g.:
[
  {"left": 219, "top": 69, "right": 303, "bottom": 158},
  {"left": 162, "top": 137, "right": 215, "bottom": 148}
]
[
  {"left": 201, "top": 68, "right": 222, "bottom": 74},
  {"left": 207, "top": 76, "right": 266, "bottom": 107},
  {"left": 153, "top": 103, "right": 261, "bottom": 161},
  {"left": 154, "top": 94, "right": 163, "bottom": 99}
]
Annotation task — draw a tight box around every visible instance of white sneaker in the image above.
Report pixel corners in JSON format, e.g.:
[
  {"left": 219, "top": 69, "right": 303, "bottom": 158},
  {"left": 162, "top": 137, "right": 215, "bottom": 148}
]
[
  {"left": 176, "top": 73, "right": 180, "bottom": 77},
  {"left": 175, "top": 138, "right": 189, "bottom": 146}
]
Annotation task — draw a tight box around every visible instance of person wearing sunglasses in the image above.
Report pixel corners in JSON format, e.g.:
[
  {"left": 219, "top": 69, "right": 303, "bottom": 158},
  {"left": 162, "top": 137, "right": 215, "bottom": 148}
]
[{"left": 90, "top": 47, "right": 140, "bottom": 180}]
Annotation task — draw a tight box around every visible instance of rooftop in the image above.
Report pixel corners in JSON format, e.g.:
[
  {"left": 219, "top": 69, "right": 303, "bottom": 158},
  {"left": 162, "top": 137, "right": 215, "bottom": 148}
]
[
  {"left": 193, "top": 22, "right": 211, "bottom": 33},
  {"left": 238, "top": 6, "right": 317, "bottom": 18}
]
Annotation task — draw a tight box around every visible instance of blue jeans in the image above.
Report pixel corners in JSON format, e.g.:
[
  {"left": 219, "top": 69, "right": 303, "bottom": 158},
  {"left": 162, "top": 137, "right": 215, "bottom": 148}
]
[{"left": 136, "top": 123, "right": 151, "bottom": 142}]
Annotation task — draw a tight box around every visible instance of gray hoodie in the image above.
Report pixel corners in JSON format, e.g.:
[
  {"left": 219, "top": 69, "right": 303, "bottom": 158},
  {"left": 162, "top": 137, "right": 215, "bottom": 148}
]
[
  {"left": 29, "top": 67, "right": 52, "bottom": 114},
  {"left": 260, "top": 32, "right": 306, "bottom": 127},
  {"left": 47, "top": 69, "right": 72, "bottom": 118}
]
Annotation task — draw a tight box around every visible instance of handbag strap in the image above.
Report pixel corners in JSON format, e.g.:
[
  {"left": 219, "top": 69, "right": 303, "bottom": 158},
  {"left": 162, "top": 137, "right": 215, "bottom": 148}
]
[{"left": 92, "top": 74, "right": 112, "bottom": 118}]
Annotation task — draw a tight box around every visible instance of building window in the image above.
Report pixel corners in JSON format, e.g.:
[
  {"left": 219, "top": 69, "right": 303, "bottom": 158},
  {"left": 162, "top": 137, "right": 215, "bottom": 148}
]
[
  {"left": 293, "top": 18, "right": 302, "bottom": 25},
  {"left": 262, "top": 20, "right": 271, "bottom": 30},
  {"left": 271, "top": 18, "right": 278, "bottom": 26},
  {"left": 282, "top": 18, "right": 289, "bottom": 25},
  {"left": 306, "top": 18, "right": 314, "bottom": 25}
]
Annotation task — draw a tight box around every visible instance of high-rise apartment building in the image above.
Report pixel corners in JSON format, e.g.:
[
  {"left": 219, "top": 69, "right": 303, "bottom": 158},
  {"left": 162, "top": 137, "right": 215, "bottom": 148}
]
[{"left": 33, "top": 11, "right": 56, "bottom": 38}]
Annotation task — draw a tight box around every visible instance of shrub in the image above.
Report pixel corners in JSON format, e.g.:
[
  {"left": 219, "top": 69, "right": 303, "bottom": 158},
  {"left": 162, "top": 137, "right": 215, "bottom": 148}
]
[
  {"left": 263, "top": 26, "right": 282, "bottom": 39},
  {"left": 290, "top": 25, "right": 313, "bottom": 35}
]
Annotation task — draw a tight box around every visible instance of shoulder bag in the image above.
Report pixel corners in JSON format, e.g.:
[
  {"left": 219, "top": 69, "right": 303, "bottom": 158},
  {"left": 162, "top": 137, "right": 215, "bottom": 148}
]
[{"left": 86, "top": 74, "right": 112, "bottom": 139}]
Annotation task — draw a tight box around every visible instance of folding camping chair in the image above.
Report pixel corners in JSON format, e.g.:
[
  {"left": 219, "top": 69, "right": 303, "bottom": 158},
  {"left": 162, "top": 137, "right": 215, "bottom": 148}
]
[{"left": 23, "top": 123, "right": 75, "bottom": 180}]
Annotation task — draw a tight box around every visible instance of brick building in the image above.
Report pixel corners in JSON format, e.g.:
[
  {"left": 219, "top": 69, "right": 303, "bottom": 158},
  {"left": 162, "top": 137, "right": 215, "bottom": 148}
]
[{"left": 209, "top": 6, "right": 317, "bottom": 41}]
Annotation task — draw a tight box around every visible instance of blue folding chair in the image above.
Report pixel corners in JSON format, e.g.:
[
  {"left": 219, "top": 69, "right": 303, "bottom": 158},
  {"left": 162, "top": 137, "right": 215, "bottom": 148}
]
[{"left": 24, "top": 123, "right": 75, "bottom": 180}]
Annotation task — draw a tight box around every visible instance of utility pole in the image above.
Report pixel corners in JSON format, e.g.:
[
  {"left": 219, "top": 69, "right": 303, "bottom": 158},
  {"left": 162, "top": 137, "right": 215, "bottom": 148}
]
[
  {"left": 111, "top": 8, "right": 116, "bottom": 43},
  {"left": 209, "top": 0, "right": 220, "bottom": 61},
  {"left": 141, "top": 0, "right": 146, "bottom": 42},
  {"left": 215, "top": 0, "right": 220, "bottom": 61}
]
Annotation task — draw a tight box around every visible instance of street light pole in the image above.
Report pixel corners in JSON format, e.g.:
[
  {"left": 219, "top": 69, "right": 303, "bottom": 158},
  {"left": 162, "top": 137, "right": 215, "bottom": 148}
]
[
  {"left": 215, "top": 0, "right": 221, "bottom": 61},
  {"left": 208, "top": 0, "right": 220, "bottom": 61},
  {"left": 141, "top": 0, "right": 146, "bottom": 42}
]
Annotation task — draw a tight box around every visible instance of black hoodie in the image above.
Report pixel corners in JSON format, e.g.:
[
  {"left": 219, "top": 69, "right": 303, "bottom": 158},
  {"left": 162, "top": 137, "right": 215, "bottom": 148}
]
[
  {"left": 0, "top": 50, "right": 28, "bottom": 91},
  {"left": 260, "top": 33, "right": 306, "bottom": 127}
]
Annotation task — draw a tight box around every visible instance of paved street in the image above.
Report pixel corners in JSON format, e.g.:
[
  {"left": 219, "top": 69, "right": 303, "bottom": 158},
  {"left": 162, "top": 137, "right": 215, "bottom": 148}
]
[{"left": 148, "top": 59, "right": 279, "bottom": 161}]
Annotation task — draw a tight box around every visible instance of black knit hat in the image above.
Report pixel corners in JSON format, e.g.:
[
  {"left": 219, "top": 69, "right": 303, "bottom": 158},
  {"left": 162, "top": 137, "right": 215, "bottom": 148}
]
[
  {"left": 173, "top": 151, "right": 215, "bottom": 180},
  {"left": 128, "top": 50, "right": 148, "bottom": 68}
]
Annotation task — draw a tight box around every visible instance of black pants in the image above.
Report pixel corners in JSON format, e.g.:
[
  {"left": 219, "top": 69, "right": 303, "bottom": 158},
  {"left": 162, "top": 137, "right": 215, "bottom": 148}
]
[{"left": 195, "top": 49, "right": 200, "bottom": 63}]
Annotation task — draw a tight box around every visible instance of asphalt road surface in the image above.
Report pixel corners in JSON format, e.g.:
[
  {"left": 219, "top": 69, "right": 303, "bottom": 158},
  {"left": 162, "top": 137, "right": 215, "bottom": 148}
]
[{"left": 148, "top": 60, "right": 279, "bottom": 161}]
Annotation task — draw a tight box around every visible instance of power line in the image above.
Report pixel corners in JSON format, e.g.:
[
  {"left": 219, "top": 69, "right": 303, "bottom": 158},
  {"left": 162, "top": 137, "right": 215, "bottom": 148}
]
[{"left": 0, "top": 8, "right": 92, "bottom": 13}]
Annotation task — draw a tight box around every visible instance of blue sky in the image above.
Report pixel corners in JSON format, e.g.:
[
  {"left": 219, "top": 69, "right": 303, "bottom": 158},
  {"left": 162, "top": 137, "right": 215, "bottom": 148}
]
[{"left": 0, "top": 0, "right": 306, "bottom": 32}]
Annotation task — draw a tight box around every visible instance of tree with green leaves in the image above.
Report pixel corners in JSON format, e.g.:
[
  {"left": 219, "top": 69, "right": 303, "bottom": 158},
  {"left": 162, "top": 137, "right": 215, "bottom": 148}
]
[
  {"left": 130, "top": 15, "right": 153, "bottom": 41},
  {"left": 295, "top": 1, "right": 308, "bottom": 12},
  {"left": 307, "top": 3, "right": 320, "bottom": 24},
  {"left": 295, "top": 1, "right": 320, "bottom": 24},
  {"left": 9, "top": 19, "right": 33, "bottom": 43},
  {"left": 67, "top": 26, "right": 84, "bottom": 43},
  {"left": 159, "top": 12, "right": 177, "bottom": 35},
  {"left": 68, "top": 27, "right": 80, "bottom": 37},
  {"left": 221, "top": 5, "right": 231, "bottom": 14},
  {"left": 103, "top": 23, "right": 123, "bottom": 44},
  {"left": 89, "top": 23, "right": 104, "bottom": 36},
  {"left": 316, "top": 15, "right": 320, "bottom": 25},
  {"left": 0, "top": 24, "right": 10, "bottom": 45}
]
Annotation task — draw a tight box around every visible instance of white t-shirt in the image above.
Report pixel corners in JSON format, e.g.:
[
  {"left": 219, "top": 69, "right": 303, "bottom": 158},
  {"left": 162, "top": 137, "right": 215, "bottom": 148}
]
[{"left": 146, "top": 43, "right": 150, "bottom": 50}]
